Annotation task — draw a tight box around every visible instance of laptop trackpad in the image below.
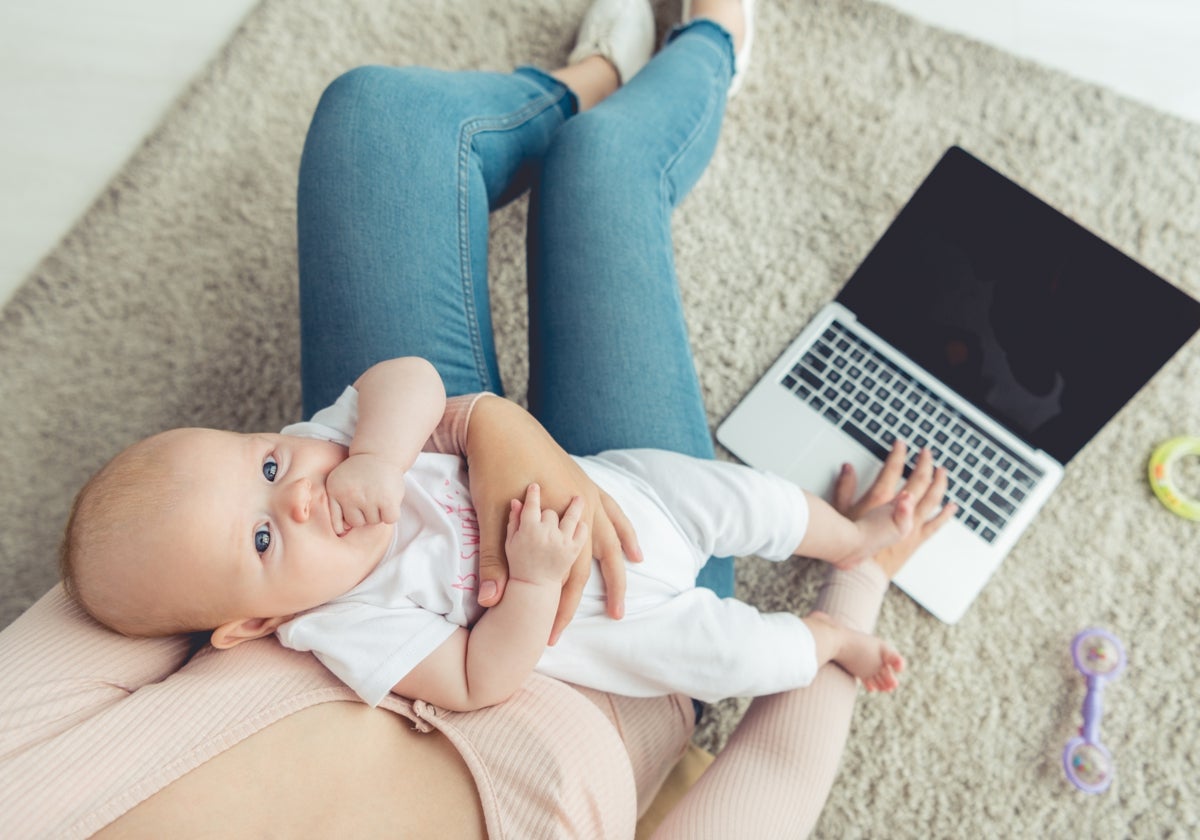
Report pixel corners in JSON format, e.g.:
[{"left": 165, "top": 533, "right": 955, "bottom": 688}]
[{"left": 783, "top": 426, "right": 889, "bottom": 501}]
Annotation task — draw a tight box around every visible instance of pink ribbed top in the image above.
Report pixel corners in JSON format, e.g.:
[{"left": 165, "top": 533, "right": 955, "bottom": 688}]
[{"left": 0, "top": 587, "right": 692, "bottom": 838}]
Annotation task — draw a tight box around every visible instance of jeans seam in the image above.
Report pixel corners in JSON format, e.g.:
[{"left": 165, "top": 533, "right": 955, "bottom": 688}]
[
  {"left": 656, "top": 38, "right": 725, "bottom": 321},
  {"left": 658, "top": 36, "right": 727, "bottom": 208},
  {"left": 455, "top": 91, "right": 564, "bottom": 390}
]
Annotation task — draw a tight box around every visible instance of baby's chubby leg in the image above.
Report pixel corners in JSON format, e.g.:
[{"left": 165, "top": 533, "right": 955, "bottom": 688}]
[
  {"left": 804, "top": 611, "right": 904, "bottom": 693},
  {"left": 794, "top": 488, "right": 914, "bottom": 571}
]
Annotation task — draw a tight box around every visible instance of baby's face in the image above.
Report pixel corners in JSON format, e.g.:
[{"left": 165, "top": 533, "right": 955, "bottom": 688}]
[{"left": 152, "top": 429, "right": 393, "bottom": 625}]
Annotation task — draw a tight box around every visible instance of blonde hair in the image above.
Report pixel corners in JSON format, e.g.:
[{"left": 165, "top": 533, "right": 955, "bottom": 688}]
[{"left": 60, "top": 430, "right": 223, "bottom": 638}]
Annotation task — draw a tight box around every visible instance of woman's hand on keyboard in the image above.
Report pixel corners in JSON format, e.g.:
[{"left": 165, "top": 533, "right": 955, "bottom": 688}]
[{"left": 833, "top": 440, "right": 956, "bottom": 579}]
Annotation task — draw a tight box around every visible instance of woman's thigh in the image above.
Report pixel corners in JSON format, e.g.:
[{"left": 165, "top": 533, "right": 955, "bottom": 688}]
[
  {"left": 526, "top": 22, "right": 735, "bottom": 458},
  {"left": 296, "top": 65, "right": 574, "bottom": 416}
]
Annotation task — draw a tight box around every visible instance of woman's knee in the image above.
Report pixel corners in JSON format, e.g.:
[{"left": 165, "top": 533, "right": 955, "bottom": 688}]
[
  {"left": 303, "top": 65, "right": 473, "bottom": 189},
  {"left": 542, "top": 108, "right": 657, "bottom": 197},
  {"left": 311, "top": 66, "right": 434, "bottom": 138}
]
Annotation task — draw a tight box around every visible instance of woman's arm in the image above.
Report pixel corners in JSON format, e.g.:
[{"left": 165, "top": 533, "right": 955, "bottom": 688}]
[{"left": 425, "top": 394, "right": 641, "bottom": 643}]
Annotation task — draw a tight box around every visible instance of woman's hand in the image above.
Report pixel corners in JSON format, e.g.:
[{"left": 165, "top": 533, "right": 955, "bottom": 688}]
[
  {"left": 464, "top": 396, "right": 641, "bottom": 643},
  {"left": 832, "top": 441, "right": 956, "bottom": 578}
]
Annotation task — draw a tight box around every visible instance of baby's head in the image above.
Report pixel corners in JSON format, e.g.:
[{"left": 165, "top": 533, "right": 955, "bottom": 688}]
[{"left": 61, "top": 428, "right": 391, "bottom": 646}]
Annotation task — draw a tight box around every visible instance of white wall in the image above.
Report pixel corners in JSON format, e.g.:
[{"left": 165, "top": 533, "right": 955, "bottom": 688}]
[
  {"left": 1, "top": 0, "right": 1197, "bottom": 307},
  {"left": 0, "top": 0, "right": 257, "bottom": 305}
]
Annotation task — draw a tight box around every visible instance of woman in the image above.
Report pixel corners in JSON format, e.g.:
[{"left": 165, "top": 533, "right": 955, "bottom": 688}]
[{"left": 0, "top": 1, "right": 951, "bottom": 836}]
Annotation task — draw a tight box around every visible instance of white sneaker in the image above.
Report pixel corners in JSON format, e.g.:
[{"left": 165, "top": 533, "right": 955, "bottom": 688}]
[
  {"left": 567, "top": 0, "right": 656, "bottom": 85},
  {"left": 682, "top": 0, "right": 756, "bottom": 96}
]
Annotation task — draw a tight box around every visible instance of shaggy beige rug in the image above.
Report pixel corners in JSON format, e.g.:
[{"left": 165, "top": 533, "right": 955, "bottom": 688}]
[{"left": 2, "top": 0, "right": 1198, "bottom": 835}]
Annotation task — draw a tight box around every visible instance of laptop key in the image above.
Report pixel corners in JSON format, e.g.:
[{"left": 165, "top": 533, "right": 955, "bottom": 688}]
[
  {"left": 842, "top": 422, "right": 890, "bottom": 461},
  {"left": 970, "top": 498, "right": 1004, "bottom": 528},
  {"left": 798, "top": 368, "right": 822, "bottom": 390},
  {"left": 988, "top": 492, "right": 1016, "bottom": 517}
]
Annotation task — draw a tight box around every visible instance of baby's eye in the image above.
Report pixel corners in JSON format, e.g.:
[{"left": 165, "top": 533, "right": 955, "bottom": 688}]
[
  {"left": 254, "top": 524, "right": 272, "bottom": 555},
  {"left": 262, "top": 455, "right": 278, "bottom": 482}
]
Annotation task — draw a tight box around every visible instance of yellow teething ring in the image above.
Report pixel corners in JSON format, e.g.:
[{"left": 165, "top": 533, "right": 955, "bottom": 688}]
[{"left": 1147, "top": 436, "right": 1200, "bottom": 521}]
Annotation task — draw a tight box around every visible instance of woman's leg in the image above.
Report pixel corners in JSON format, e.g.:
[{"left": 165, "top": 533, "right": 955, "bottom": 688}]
[
  {"left": 526, "top": 21, "right": 734, "bottom": 456},
  {"left": 296, "top": 64, "right": 576, "bottom": 416},
  {"left": 527, "top": 20, "right": 737, "bottom": 592},
  {"left": 652, "top": 564, "right": 890, "bottom": 839}
]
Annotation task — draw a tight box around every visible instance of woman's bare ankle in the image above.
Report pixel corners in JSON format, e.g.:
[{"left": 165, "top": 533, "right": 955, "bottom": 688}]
[
  {"left": 551, "top": 56, "right": 620, "bottom": 111},
  {"left": 689, "top": 0, "right": 745, "bottom": 52}
]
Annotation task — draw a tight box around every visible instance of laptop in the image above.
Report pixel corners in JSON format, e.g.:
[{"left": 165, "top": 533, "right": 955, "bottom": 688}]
[{"left": 717, "top": 146, "right": 1200, "bottom": 624}]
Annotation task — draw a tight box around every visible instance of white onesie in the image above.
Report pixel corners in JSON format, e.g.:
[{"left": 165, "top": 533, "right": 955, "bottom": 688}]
[{"left": 277, "top": 388, "right": 818, "bottom": 706}]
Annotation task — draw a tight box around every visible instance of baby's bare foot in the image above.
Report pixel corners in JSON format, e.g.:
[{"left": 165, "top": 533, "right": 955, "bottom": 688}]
[
  {"left": 833, "top": 492, "right": 914, "bottom": 570},
  {"left": 810, "top": 611, "right": 905, "bottom": 692}
]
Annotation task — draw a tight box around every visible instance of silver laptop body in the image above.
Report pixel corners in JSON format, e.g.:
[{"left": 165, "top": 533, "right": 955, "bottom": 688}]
[{"left": 717, "top": 147, "right": 1200, "bottom": 624}]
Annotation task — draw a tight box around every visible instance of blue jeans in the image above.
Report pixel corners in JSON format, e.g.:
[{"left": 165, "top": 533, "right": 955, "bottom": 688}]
[{"left": 297, "top": 22, "right": 735, "bottom": 595}]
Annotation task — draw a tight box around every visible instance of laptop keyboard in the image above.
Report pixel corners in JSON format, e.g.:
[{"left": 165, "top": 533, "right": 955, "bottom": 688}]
[{"left": 779, "top": 320, "right": 1045, "bottom": 544}]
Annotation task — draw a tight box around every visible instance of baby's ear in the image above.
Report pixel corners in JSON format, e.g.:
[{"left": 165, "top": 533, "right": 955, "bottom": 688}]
[{"left": 210, "top": 615, "right": 292, "bottom": 649}]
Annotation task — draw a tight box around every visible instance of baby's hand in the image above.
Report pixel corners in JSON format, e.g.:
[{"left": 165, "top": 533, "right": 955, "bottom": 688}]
[
  {"left": 505, "top": 484, "right": 588, "bottom": 587},
  {"left": 834, "top": 491, "right": 914, "bottom": 570},
  {"left": 326, "top": 453, "right": 407, "bottom": 535}
]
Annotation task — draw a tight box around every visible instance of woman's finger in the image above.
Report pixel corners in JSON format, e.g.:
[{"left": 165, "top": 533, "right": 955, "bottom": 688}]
[
  {"left": 900, "top": 447, "right": 934, "bottom": 499},
  {"left": 599, "top": 490, "right": 642, "bottom": 562},
  {"left": 913, "top": 466, "right": 949, "bottom": 518},
  {"left": 550, "top": 560, "right": 589, "bottom": 646},
  {"left": 590, "top": 512, "right": 628, "bottom": 622},
  {"left": 476, "top": 544, "right": 508, "bottom": 608},
  {"left": 859, "top": 440, "right": 908, "bottom": 513},
  {"left": 832, "top": 463, "right": 859, "bottom": 515},
  {"left": 921, "top": 497, "right": 958, "bottom": 537}
]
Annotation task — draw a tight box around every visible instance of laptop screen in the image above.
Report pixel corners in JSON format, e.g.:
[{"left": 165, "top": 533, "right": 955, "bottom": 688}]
[{"left": 837, "top": 147, "right": 1200, "bottom": 465}]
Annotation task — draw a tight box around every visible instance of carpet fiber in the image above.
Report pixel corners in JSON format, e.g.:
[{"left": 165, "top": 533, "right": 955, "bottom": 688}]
[{"left": 2, "top": 1, "right": 1198, "bottom": 835}]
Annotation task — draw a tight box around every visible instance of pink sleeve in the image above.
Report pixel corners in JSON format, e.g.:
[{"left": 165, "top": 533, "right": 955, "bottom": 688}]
[{"left": 422, "top": 393, "right": 488, "bottom": 456}]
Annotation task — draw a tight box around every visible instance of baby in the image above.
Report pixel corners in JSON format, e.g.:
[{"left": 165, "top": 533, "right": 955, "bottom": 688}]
[{"left": 61, "top": 357, "right": 915, "bottom": 711}]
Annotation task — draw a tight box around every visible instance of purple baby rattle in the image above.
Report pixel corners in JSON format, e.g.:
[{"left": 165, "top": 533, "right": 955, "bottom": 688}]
[{"left": 1063, "top": 627, "right": 1126, "bottom": 793}]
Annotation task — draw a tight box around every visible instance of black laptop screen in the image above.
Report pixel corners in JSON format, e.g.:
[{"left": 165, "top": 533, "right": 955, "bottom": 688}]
[{"left": 838, "top": 147, "right": 1200, "bottom": 464}]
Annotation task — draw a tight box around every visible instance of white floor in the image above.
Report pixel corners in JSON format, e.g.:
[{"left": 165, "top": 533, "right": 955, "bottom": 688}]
[{"left": 1, "top": 0, "right": 1198, "bottom": 308}]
